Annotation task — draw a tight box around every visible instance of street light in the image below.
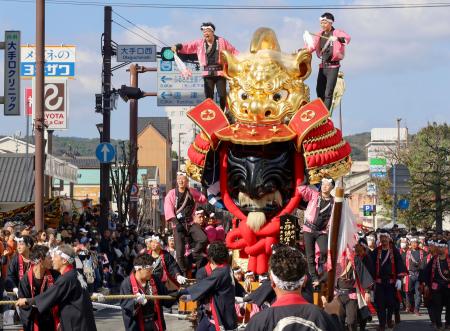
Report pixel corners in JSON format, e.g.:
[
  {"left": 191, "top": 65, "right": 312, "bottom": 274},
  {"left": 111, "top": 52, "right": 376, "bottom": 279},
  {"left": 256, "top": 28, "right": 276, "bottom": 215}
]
[
  {"left": 178, "top": 132, "right": 186, "bottom": 170},
  {"left": 96, "top": 123, "right": 104, "bottom": 134},
  {"left": 96, "top": 123, "right": 104, "bottom": 141}
]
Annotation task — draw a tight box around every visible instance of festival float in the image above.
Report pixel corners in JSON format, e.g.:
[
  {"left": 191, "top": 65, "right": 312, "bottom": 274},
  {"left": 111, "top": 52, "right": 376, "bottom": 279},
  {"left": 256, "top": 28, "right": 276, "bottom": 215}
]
[{"left": 184, "top": 27, "right": 352, "bottom": 275}]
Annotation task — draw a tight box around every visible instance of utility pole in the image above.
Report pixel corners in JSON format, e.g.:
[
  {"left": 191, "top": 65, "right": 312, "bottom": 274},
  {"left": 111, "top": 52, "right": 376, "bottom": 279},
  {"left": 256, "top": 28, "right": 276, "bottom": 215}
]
[
  {"left": 44, "top": 129, "right": 54, "bottom": 198},
  {"left": 178, "top": 132, "right": 186, "bottom": 170},
  {"left": 100, "top": 5, "right": 112, "bottom": 232},
  {"left": 127, "top": 64, "right": 157, "bottom": 225},
  {"left": 392, "top": 118, "right": 401, "bottom": 225},
  {"left": 34, "top": 0, "right": 45, "bottom": 231},
  {"left": 129, "top": 64, "right": 138, "bottom": 224}
]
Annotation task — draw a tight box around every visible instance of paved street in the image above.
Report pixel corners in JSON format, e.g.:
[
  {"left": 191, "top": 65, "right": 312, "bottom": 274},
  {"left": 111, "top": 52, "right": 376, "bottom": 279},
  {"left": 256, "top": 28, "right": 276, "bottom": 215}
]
[{"left": 93, "top": 305, "right": 437, "bottom": 331}]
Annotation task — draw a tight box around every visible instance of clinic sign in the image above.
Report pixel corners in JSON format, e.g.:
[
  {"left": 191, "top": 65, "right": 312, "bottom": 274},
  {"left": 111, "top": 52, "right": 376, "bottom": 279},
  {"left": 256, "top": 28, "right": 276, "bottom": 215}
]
[
  {"left": 32, "top": 78, "right": 69, "bottom": 130},
  {"left": 4, "top": 31, "right": 21, "bottom": 116},
  {"left": 21, "top": 45, "right": 76, "bottom": 78}
]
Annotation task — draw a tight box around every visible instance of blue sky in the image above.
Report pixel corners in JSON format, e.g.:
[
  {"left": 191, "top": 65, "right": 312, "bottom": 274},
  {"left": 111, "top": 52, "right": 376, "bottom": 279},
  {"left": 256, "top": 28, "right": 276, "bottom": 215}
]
[{"left": 0, "top": 0, "right": 449, "bottom": 140}]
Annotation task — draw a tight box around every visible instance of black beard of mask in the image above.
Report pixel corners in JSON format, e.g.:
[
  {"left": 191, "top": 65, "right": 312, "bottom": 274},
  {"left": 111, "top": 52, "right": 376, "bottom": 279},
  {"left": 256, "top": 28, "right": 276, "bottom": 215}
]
[{"left": 227, "top": 142, "right": 294, "bottom": 216}]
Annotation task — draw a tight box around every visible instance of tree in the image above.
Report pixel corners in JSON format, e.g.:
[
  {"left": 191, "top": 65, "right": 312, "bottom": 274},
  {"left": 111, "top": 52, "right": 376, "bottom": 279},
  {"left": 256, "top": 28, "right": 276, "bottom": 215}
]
[
  {"left": 110, "top": 141, "right": 131, "bottom": 224},
  {"left": 404, "top": 123, "right": 449, "bottom": 231},
  {"left": 374, "top": 123, "right": 449, "bottom": 230}
]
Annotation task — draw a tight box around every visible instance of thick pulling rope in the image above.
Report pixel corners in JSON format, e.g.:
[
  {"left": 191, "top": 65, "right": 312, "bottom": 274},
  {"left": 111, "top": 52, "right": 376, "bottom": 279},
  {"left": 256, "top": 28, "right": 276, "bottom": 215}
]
[{"left": 0, "top": 294, "right": 174, "bottom": 306}]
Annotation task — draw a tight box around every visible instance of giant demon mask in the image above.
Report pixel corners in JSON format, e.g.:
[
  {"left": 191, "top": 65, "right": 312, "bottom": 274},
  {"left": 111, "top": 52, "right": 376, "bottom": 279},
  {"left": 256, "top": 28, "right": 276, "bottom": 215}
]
[{"left": 184, "top": 28, "right": 352, "bottom": 274}]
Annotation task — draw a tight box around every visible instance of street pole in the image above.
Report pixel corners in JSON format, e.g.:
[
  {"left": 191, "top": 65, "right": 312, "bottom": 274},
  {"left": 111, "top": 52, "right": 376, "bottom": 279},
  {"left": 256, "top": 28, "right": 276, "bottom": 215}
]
[
  {"left": 44, "top": 130, "right": 54, "bottom": 198},
  {"left": 100, "top": 5, "right": 112, "bottom": 232},
  {"left": 34, "top": 0, "right": 45, "bottom": 231},
  {"left": 129, "top": 64, "right": 138, "bottom": 225},
  {"left": 127, "top": 65, "right": 157, "bottom": 225},
  {"left": 392, "top": 118, "right": 401, "bottom": 225},
  {"left": 178, "top": 132, "right": 186, "bottom": 170}
]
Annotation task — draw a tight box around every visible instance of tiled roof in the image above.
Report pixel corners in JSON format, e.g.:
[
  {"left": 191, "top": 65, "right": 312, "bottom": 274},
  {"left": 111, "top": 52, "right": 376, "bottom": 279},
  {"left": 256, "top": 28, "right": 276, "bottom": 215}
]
[
  {"left": 138, "top": 117, "right": 171, "bottom": 142},
  {"left": 61, "top": 156, "right": 100, "bottom": 169},
  {"left": 0, "top": 154, "right": 34, "bottom": 203}
]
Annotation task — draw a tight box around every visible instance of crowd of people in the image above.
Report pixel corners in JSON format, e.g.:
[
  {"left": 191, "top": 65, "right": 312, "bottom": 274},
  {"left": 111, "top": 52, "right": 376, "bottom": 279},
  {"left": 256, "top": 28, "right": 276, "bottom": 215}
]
[{"left": 0, "top": 172, "right": 446, "bottom": 331}]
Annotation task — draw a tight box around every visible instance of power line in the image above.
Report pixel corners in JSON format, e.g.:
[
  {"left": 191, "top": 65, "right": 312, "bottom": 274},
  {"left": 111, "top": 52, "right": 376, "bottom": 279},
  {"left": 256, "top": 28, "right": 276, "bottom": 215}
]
[
  {"left": 113, "top": 10, "right": 169, "bottom": 47},
  {"left": 1, "top": 0, "right": 450, "bottom": 10},
  {"left": 112, "top": 20, "right": 156, "bottom": 45}
]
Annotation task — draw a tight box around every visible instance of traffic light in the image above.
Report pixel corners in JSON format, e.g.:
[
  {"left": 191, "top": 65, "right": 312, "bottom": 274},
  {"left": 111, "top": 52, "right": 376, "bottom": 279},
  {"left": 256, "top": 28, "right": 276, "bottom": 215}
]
[
  {"left": 160, "top": 47, "right": 175, "bottom": 61},
  {"left": 95, "top": 93, "right": 102, "bottom": 113}
]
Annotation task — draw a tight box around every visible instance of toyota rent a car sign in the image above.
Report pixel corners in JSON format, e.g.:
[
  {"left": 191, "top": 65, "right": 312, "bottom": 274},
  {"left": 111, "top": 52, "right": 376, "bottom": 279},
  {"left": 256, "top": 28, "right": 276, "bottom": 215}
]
[{"left": 32, "top": 78, "right": 68, "bottom": 130}]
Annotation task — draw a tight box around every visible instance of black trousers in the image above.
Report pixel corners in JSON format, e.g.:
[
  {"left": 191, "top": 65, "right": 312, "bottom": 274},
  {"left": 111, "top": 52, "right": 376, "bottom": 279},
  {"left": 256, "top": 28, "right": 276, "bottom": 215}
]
[
  {"left": 173, "top": 227, "right": 189, "bottom": 276},
  {"left": 203, "top": 76, "right": 227, "bottom": 110},
  {"left": 316, "top": 66, "right": 339, "bottom": 111},
  {"left": 338, "top": 294, "right": 358, "bottom": 330},
  {"left": 374, "top": 282, "right": 396, "bottom": 328},
  {"left": 303, "top": 231, "right": 328, "bottom": 281},
  {"left": 431, "top": 287, "right": 450, "bottom": 327}
]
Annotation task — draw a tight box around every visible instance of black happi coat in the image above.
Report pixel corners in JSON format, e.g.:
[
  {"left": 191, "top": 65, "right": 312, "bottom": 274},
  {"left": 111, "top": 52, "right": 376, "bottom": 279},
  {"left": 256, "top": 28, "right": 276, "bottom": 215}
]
[
  {"left": 187, "top": 264, "right": 237, "bottom": 331},
  {"left": 244, "top": 276, "right": 314, "bottom": 308},
  {"left": 369, "top": 246, "right": 407, "bottom": 281},
  {"left": 7, "top": 254, "right": 31, "bottom": 290},
  {"left": 33, "top": 268, "right": 97, "bottom": 331},
  {"left": 151, "top": 250, "right": 182, "bottom": 284},
  {"left": 119, "top": 274, "right": 173, "bottom": 331},
  {"left": 245, "top": 293, "right": 342, "bottom": 331},
  {"left": 18, "top": 268, "right": 60, "bottom": 331}
]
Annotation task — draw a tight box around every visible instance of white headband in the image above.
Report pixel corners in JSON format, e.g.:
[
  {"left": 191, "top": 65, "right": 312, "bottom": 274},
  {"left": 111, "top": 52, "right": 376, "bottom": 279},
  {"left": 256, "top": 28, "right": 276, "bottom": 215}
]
[
  {"left": 233, "top": 268, "right": 242, "bottom": 274},
  {"left": 145, "top": 235, "right": 162, "bottom": 244},
  {"left": 270, "top": 270, "right": 304, "bottom": 291},
  {"left": 177, "top": 171, "right": 187, "bottom": 177},
  {"left": 201, "top": 25, "right": 215, "bottom": 32},
  {"left": 319, "top": 17, "right": 334, "bottom": 23},
  {"left": 195, "top": 210, "right": 204, "bottom": 215},
  {"left": 134, "top": 265, "right": 153, "bottom": 271},
  {"left": 52, "top": 249, "right": 74, "bottom": 264}
]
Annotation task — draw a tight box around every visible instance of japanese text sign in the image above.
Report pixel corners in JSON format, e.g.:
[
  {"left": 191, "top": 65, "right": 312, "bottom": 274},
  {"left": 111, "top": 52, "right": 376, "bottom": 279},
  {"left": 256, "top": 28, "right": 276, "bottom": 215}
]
[
  {"left": 21, "top": 45, "right": 76, "bottom": 78},
  {"left": 117, "top": 44, "right": 156, "bottom": 62},
  {"left": 4, "top": 31, "right": 21, "bottom": 115}
]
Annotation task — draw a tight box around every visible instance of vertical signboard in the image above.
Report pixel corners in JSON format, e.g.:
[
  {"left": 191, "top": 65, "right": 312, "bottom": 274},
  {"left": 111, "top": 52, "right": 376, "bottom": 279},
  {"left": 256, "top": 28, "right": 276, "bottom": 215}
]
[
  {"left": 4, "top": 31, "right": 21, "bottom": 115},
  {"left": 32, "top": 78, "right": 69, "bottom": 130},
  {"left": 24, "top": 87, "right": 33, "bottom": 116}
]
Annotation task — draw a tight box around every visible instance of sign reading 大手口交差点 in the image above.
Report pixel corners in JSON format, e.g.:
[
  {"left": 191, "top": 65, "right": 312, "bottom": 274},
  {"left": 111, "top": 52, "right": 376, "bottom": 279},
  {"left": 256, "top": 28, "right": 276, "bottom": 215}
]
[
  {"left": 4, "top": 31, "right": 21, "bottom": 116},
  {"left": 21, "top": 45, "right": 75, "bottom": 78},
  {"left": 116, "top": 45, "right": 156, "bottom": 62}
]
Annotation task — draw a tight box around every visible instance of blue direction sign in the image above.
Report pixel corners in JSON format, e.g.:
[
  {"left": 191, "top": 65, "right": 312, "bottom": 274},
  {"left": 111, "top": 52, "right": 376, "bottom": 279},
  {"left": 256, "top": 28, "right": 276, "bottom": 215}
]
[{"left": 95, "top": 143, "right": 115, "bottom": 163}]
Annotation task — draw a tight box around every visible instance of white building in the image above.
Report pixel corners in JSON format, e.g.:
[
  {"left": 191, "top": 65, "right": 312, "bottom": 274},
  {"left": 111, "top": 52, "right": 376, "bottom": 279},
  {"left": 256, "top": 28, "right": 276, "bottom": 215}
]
[{"left": 164, "top": 107, "right": 197, "bottom": 161}]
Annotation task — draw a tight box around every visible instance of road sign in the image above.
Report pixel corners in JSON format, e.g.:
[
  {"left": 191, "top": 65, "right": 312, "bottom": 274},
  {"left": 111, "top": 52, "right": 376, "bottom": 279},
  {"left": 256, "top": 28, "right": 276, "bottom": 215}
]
[
  {"left": 32, "top": 78, "right": 69, "bottom": 130},
  {"left": 151, "top": 186, "right": 160, "bottom": 200},
  {"left": 21, "top": 45, "right": 76, "bottom": 78},
  {"left": 157, "top": 60, "right": 205, "bottom": 106},
  {"left": 95, "top": 143, "right": 115, "bottom": 163},
  {"left": 388, "top": 164, "right": 411, "bottom": 195},
  {"left": 4, "top": 31, "right": 21, "bottom": 116},
  {"left": 367, "top": 182, "right": 377, "bottom": 196},
  {"left": 117, "top": 45, "right": 156, "bottom": 62},
  {"left": 363, "top": 204, "right": 373, "bottom": 216},
  {"left": 398, "top": 199, "right": 410, "bottom": 210},
  {"left": 130, "top": 183, "right": 139, "bottom": 202}
]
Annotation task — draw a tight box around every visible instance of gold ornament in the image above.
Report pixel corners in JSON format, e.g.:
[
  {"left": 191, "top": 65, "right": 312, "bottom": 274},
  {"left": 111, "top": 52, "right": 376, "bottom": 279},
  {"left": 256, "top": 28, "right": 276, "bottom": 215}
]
[{"left": 221, "top": 27, "right": 312, "bottom": 126}]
